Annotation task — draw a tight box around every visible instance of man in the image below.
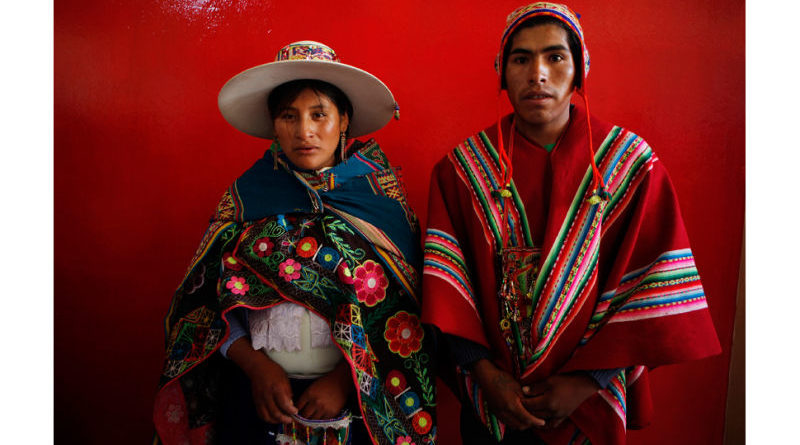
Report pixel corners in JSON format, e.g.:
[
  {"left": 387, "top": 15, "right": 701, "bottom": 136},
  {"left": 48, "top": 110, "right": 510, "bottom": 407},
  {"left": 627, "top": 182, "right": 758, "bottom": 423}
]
[{"left": 421, "top": 3, "right": 721, "bottom": 444}]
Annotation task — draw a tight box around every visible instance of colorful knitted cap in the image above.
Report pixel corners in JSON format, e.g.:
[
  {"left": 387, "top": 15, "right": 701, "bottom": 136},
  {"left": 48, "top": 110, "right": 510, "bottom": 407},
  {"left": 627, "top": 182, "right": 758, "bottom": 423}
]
[{"left": 495, "top": 2, "right": 590, "bottom": 89}]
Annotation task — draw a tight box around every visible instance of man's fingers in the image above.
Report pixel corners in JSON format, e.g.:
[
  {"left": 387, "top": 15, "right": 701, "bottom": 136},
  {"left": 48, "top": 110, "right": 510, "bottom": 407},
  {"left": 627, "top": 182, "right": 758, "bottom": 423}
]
[
  {"left": 521, "top": 394, "right": 571, "bottom": 429},
  {"left": 509, "top": 398, "right": 546, "bottom": 428},
  {"left": 520, "top": 394, "right": 550, "bottom": 416},
  {"left": 521, "top": 393, "right": 550, "bottom": 413},
  {"left": 522, "top": 381, "right": 549, "bottom": 397},
  {"left": 494, "top": 408, "right": 527, "bottom": 430}
]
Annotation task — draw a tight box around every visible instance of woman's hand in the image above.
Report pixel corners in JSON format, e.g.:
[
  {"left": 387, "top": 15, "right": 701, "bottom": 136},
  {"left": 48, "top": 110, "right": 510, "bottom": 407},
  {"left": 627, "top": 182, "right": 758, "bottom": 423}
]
[
  {"left": 520, "top": 372, "right": 600, "bottom": 428},
  {"left": 296, "top": 360, "right": 353, "bottom": 420},
  {"left": 227, "top": 337, "right": 298, "bottom": 424},
  {"left": 471, "top": 359, "right": 546, "bottom": 430}
]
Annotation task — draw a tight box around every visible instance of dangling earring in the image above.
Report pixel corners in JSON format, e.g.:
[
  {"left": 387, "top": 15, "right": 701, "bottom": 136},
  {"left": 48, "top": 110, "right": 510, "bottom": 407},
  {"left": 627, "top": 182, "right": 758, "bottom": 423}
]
[{"left": 339, "top": 131, "right": 347, "bottom": 164}]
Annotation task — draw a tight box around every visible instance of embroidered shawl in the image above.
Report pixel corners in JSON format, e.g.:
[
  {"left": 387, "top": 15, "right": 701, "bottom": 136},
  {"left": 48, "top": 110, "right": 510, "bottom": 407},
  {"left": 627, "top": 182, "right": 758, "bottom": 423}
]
[
  {"left": 154, "top": 140, "right": 437, "bottom": 445},
  {"left": 421, "top": 107, "right": 720, "bottom": 444}
]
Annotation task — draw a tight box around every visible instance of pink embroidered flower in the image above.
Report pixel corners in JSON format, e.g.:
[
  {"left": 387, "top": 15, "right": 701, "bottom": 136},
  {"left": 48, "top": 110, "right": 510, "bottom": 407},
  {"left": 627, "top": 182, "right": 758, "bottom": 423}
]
[
  {"left": 226, "top": 276, "right": 249, "bottom": 295},
  {"left": 222, "top": 252, "right": 243, "bottom": 271},
  {"left": 296, "top": 236, "right": 318, "bottom": 258},
  {"left": 353, "top": 260, "right": 388, "bottom": 306},
  {"left": 252, "top": 237, "right": 273, "bottom": 258},
  {"left": 412, "top": 410, "right": 433, "bottom": 434},
  {"left": 384, "top": 311, "right": 424, "bottom": 357},
  {"left": 279, "top": 259, "right": 302, "bottom": 282},
  {"left": 338, "top": 263, "right": 355, "bottom": 284},
  {"left": 395, "top": 436, "right": 415, "bottom": 445}
]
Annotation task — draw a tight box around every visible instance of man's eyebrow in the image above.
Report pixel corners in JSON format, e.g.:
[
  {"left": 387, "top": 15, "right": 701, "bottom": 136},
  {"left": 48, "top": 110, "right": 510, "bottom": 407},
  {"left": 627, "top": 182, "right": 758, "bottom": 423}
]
[
  {"left": 542, "top": 44, "right": 569, "bottom": 52},
  {"left": 509, "top": 48, "right": 534, "bottom": 55},
  {"left": 509, "top": 44, "right": 569, "bottom": 54}
]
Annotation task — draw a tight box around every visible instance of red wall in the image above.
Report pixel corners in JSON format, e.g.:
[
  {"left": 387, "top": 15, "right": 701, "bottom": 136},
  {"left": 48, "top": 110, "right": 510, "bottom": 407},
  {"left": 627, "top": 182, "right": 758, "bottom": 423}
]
[{"left": 55, "top": 0, "right": 744, "bottom": 443}]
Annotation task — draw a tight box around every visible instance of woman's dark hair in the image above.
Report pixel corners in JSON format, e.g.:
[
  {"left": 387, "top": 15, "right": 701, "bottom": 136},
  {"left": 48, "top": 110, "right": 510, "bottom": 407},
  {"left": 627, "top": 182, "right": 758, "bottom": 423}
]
[
  {"left": 500, "top": 16, "right": 583, "bottom": 89},
  {"left": 267, "top": 79, "right": 354, "bottom": 134}
]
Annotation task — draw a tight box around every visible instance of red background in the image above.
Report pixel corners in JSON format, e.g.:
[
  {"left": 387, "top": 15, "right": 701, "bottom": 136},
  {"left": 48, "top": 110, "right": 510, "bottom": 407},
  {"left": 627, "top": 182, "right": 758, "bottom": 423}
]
[{"left": 55, "top": 0, "right": 744, "bottom": 443}]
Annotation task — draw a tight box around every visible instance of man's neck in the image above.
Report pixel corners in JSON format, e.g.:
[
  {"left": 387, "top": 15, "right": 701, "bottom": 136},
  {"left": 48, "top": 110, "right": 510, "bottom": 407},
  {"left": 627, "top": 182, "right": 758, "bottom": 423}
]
[{"left": 513, "top": 109, "right": 571, "bottom": 148}]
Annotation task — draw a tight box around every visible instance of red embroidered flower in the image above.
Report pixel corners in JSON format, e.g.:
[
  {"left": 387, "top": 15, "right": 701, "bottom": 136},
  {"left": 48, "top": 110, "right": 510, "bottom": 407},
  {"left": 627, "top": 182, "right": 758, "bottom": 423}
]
[
  {"left": 395, "top": 436, "right": 415, "bottom": 445},
  {"left": 222, "top": 252, "right": 243, "bottom": 271},
  {"left": 226, "top": 276, "right": 249, "bottom": 295},
  {"left": 384, "top": 311, "right": 424, "bottom": 357},
  {"left": 278, "top": 259, "right": 302, "bottom": 282},
  {"left": 412, "top": 411, "right": 433, "bottom": 434},
  {"left": 385, "top": 370, "right": 408, "bottom": 396},
  {"left": 338, "top": 263, "right": 355, "bottom": 284},
  {"left": 353, "top": 260, "right": 389, "bottom": 306},
  {"left": 296, "top": 237, "right": 318, "bottom": 258},
  {"left": 253, "top": 237, "right": 274, "bottom": 257}
]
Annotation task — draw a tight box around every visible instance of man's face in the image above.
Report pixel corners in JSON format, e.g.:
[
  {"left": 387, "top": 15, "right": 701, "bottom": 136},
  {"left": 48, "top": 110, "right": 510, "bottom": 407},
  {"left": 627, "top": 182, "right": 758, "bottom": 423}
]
[{"left": 504, "top": 24, "right": 575, "bottom": 132}]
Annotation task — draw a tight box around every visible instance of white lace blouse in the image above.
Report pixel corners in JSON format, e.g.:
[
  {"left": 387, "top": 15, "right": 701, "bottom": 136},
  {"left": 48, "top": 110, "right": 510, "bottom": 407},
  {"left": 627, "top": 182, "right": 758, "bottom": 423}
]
[{"left": 221, "top": 303, "right": 343, "bottom": 378}]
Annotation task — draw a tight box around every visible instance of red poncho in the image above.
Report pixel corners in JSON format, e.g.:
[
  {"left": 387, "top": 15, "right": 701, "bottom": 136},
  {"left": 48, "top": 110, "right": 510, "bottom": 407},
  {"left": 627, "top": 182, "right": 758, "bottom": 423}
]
[{"left": 421, "top": 105, "right": 720, "bottom": 444}]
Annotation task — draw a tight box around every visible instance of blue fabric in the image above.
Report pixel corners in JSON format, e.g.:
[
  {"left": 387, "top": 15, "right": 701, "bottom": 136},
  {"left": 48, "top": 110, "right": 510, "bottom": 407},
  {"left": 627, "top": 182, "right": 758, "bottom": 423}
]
[
  {"left": 233, "top": 143, "right": 420, "bottom": 266},
  {"left": 220, "top": 307, "right": 249, "bottom": 358},
  {"left": 587, "top": 368, "right": 624, "bottom": 389},
  {"left": 444, "top": 333, "right": 490, "bottom": 368}
]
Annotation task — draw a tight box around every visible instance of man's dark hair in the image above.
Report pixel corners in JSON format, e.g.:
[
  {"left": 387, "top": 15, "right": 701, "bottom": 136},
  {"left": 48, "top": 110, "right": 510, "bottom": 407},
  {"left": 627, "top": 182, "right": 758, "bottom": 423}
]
[
  {"left": 267, "top": 79, "right": 354, "bottom": 134},
  {"left": 500, "top": 16, "right": 583, "bottom": 90}
]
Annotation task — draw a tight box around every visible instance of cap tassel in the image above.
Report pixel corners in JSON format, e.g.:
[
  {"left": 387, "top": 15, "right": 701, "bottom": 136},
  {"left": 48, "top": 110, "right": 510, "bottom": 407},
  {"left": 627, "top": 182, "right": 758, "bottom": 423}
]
[{"left": 393, "top": 103, "right": 400, "bottom": 120}]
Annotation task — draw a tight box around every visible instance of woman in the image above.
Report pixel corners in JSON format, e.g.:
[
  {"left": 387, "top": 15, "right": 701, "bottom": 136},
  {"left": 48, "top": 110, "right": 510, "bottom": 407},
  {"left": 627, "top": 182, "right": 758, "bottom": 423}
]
[{"left": 153, "top": 41, "right": 437, "bottom": 445}]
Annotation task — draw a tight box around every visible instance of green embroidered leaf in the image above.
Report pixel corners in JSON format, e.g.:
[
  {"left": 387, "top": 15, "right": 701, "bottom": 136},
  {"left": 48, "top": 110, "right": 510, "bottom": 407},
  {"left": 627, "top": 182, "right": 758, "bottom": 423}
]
[
  {"left": 244, "top": 274, "right": 275, "bottom": 298},
  {"left": 321, "top": 216, "right": 366, "bottom": 269},
  {"left": 293, "top": 267, "right": 327, "bottom": 301},
  {"left": 363, "top": 299, "right": 399, "bottom": 333},
  {"left": 405, "top": 352, "right": 436, "bottom": 407},
  {"left": 323, "top": 215, "right": 355, "bottom": 235},
  {"left": 261, "top": 220, "right": 286, "bottom": 238},
  {"left": 262, "top": 252, "right": 286, "bottom": 271}
]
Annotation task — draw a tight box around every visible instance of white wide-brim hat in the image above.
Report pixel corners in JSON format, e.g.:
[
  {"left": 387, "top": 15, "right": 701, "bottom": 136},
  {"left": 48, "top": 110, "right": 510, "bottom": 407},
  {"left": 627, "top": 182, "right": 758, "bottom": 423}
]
[{"left": 218, "top": 41, "right": 398, "bottom": 139}]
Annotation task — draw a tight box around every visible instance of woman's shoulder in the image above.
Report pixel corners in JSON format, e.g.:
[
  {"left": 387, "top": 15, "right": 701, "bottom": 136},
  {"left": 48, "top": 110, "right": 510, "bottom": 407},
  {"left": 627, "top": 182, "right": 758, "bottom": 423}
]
[{"left": 347, "top": 138, "right": 392, "bottom": 171}]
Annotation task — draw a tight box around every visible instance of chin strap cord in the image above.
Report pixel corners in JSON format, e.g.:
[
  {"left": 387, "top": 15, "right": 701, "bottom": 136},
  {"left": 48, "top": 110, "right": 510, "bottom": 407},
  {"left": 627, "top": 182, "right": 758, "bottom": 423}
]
[{"left": 579, "top": 87, "right": 610, "bottom": 204}]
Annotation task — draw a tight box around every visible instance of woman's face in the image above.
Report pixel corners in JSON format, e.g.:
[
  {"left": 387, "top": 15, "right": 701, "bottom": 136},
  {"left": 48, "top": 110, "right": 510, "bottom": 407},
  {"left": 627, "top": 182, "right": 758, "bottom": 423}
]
[{"left": 273, "top": 88, "right": 349, "bottom": 171}]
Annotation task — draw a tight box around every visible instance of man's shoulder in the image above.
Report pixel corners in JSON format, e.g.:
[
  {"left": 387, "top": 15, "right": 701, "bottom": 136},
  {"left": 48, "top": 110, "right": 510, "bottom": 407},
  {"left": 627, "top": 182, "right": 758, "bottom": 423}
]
[
  {"left": 590, "top": 120, "right": 661, "bottom": 188},
  {"left": 584, "top": 114, "right": 659, "bottom": 164}
]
